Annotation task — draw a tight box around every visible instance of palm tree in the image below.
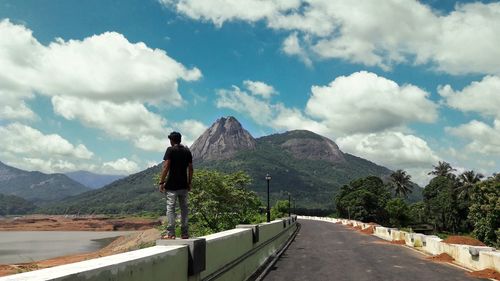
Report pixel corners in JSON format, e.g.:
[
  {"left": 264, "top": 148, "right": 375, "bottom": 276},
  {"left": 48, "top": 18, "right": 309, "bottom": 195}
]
[
  {"left": 428, "top": 161, "right": 456, "bottom": 177},
  {"left": 390, "top": 169, "right": 413, "bottom": 198},
  {"left": 457, "top": 170, "right": 484, "bottom": 200}
]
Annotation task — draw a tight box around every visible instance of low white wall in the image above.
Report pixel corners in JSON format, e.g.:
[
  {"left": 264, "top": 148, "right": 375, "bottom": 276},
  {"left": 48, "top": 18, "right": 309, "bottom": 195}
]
[
  {"left": 0, "top": 245, "right": 188, "bottom": 281},
  {"left": 299, "top": 216, "right": 500, "bottom": 274},
  {"left": 0, "top": 217, "right": 297, "bottom": 281}
]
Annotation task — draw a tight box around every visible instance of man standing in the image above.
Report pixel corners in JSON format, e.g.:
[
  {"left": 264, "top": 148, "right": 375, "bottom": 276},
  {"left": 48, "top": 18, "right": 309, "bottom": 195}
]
[{"left": 159, "top": 131, "right": 193, "bottom": 239}]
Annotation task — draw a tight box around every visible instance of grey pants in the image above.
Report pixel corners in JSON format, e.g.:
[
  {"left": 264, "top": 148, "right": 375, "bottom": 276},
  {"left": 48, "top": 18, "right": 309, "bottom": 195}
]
[{"left": 166, "top": 189, "right": 189, "bottom": 236}]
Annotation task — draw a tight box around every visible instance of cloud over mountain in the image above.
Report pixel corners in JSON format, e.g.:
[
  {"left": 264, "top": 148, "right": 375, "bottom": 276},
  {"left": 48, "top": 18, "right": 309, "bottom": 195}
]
[{"left": 164, "top": 0, "right": 500, "bottom": 75}]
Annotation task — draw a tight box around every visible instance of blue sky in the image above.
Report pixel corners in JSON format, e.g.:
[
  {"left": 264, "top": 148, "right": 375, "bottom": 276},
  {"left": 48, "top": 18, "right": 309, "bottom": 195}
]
[{"left": 0, "top": 0, "right": 498, "bottom": 184}]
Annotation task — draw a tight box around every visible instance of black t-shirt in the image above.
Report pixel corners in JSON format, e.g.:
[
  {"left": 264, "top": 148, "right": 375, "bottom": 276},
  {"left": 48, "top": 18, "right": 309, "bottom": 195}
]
[{"left": 163, "top": 145, "right": 192, "bottom": 190}]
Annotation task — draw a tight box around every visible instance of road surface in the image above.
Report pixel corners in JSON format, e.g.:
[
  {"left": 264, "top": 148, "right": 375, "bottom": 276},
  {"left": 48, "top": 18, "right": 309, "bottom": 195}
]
[{"left": 264, "top": 219, "right": 486, "bottom": 281}]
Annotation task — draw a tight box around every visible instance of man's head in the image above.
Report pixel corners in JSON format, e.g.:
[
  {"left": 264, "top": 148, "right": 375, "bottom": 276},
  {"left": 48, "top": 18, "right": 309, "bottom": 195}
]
[{"left": 168, "top": 131, "right": 182, "bottom": 145}]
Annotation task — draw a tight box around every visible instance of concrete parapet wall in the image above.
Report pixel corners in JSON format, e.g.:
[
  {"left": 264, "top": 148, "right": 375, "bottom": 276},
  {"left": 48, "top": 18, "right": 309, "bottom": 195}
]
[
  {"left": 0, "top": 245, "right": 188, "bottom": 281},
  {"left": 298, "top": 216, "right": 500, "bottom": 274},
  {"left": 1, "top": 218, "right": 297, "bottom": 281}
]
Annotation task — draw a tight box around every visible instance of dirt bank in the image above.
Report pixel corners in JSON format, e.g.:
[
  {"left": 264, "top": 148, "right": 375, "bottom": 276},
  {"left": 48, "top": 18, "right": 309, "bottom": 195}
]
[{"left": 0, "top": 215, "right": 161, "bottom": 231}]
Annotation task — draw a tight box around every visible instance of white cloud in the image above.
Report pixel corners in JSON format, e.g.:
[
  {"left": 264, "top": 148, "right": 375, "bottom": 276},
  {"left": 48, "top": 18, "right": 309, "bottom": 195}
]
[
  {"left": 164, "top": 0, "right": 500, "bottom": 75},
  {"left": 174, "top": 119, "right": 208, "bottom": 146},
  {"left": 0, "top": 19, "right": 205, "bottom": 153},
  {"left": 336, "top": 131, "right": 440, "bottom": 169},
  {"left": 0, "top": 123, "right": 93, "bottom": 159},
  {"left": 439, "top": 75, "right": 500, "bottom": 118},
  {"left": 446, "top": 119, "right": 500, "bottom": 155},
  {"left": 216, "top": 86, "right": 274, "bottom": 124},
  {"left": 216, "top": 84, "right": 328, "bottom": 134},
  {"left": 161, "top": 0, "right": 301, "bottom": 27},
  {"left": 0, "top": 19, "right": 202, "bottom": 114},
  {"left": 0, "top": 123, "right": 95, "bottom": 173},
  {"left": 306, "top": 71, "right": 437, "bottom": 134},
  {"left": 37, "top": 32, "right": 201, "bottom": 105},
  {"left": 51, "top": 96, "right": 168, "bottom": 152},
  {"left": 0, "top": 19, "right": 41, "bottom": 120},
  {"left": 281, "top": 32, "right": 312, "bottom": 67},
  {"left": 102, "top": 158, "right": 140, "bottom": 175},
  {"left": 243, "top": 80, "right": 277, "bottom": 99},
  {"left": 217, "top": 73, "right": 438, "bottom": 137}
]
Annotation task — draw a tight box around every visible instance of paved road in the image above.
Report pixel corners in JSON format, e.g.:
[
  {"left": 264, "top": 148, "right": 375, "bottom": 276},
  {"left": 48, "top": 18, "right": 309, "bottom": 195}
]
[{"left": 264, "top": 220, "right": 486, "bottom": 281}]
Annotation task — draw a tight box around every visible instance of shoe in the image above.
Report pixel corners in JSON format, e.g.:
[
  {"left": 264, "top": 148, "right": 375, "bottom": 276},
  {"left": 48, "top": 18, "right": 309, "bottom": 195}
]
[
  {"left": 181, "top": 234, "right": 189, "bottom": 239},
  {"left": 161, "top": 235, "right": 176, "bottom": 239}
]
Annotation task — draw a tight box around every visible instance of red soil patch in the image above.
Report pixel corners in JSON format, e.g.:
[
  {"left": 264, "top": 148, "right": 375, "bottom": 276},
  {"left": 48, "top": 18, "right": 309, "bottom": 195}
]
[
  {"left": 0, "top": 215, "right": 160, "bottom": 231},
  {"left": 390, "top": 239, "right": 406, "bottom": 245},
  {"left": 335, "top": 222, "right": 343, "bottom": 224},
  {"left": 346, "top": 223, "right": 353, "bottom": 227},
  {"left": 427, "top": 253, "right": 454, "bottom": 263},
  {"left": 369, "top": 240, "right": 391, "bottom": 245},
  {"left": 353, "top": 226, "right": 363, "bottom": 231},
  {"left": 467, "top": 269, "right": 500, "bottom": 280},
  {"left": 360, "top": 226, "right": 375, "bottom": 235},
  {"left": 443, "top": 236, "right": 486, "bottom": 247}
]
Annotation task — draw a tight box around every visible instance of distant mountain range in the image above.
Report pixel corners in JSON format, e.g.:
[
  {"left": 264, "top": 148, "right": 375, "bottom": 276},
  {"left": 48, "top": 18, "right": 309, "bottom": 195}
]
[
  {"left": 41, "top": 116, "right": 422, "bottom": 214},
  {"left": 65, "top": 171, "right": 124, "bottom": 189},
  {"left": 0, "top": 161, "right": 90, "bottom": 204}
]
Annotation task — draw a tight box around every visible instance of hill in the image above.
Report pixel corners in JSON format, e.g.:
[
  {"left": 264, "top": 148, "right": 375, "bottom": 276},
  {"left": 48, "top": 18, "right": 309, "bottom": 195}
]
[
  {"left": 0, "top": 193, "right": 36, "bottom": 215},
  {"left": 65, "top": 171, "right": 125, "bottom": 189},
  {"left": 40, "top": 165, "right": 164, "bottom": 214},
  {"left": 197, "top": 129, "right": 396, "bottom": 209},
  {"left": 0, "top": 161, "right": 91, "bottom": 204},
  {"left": 41, "top": 117, "right": 422, "bottom": 214}
]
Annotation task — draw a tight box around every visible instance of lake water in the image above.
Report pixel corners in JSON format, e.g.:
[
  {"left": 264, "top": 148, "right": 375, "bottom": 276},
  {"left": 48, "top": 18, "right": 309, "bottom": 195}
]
[{"left": 0, "top": 231, "right": 136, "bottom": 264}]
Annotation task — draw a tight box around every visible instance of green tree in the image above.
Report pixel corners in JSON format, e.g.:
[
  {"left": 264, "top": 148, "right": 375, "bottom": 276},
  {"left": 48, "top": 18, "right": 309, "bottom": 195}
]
[
  {"left": 468, "top": 176, "right": 499, "bottom": 247},
  {"left": 385, "top": 198, "right": 410, "bottom": 227},
  {"left": 188, "top": 170, "right": 262, "bottom": 236},
  {"left": 390, "top": 169, "right": 413, "bottom": 198},
  {"left": 457, "top": 170, "right": 484, "bottom": 201},
  {"left": 428, "top": 161, "right": 456, "bottom": 177},
  {"left": 408, "top": 201, "right": 426, "bottom": 225},
  {"left": 335, "top": 176, "right": 391, "bottom": 223},
  {"left": 271, "top": 200, "right": 290, "bottom": 220},
  {"left": 423, "top": 176, "right": 457, "bottom": 231}
]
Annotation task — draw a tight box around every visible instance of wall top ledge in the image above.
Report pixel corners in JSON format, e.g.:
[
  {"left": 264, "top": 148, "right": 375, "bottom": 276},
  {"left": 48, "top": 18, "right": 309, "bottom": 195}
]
[
  {"left": 202, "top": 228, "right": 250, "bottom": 241},
  {"left": 0, "top": 245, "right": 185, "bottom": 281}
]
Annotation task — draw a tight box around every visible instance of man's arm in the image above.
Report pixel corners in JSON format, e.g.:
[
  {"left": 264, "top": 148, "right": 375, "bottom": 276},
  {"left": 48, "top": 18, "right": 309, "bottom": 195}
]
[
  {"left": 159, "top": 160, "right": 170, "bottom": 193},
  {"left": 187, "top": 162, "right": 193, "bottom": 191}
]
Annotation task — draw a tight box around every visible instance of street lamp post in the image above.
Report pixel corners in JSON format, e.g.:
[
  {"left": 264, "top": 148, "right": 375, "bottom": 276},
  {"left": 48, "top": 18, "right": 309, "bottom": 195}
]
[
  {"left": 288, "top": 192, "right": 291, "bottom": 217},
  {"left": 265, "top": 173, "right": 271, "bottom": 222}
]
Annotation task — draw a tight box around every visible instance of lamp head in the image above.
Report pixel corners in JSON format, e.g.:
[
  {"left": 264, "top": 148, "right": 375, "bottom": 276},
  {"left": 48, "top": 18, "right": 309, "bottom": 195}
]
[{"left": 265, "top": 173, "right": 271, "bottom": 181}]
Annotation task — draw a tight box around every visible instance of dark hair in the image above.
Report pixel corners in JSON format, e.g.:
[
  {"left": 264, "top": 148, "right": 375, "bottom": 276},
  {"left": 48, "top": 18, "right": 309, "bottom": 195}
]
[{"left": 168, "top": 131, "right": 182, "bottom": 143}]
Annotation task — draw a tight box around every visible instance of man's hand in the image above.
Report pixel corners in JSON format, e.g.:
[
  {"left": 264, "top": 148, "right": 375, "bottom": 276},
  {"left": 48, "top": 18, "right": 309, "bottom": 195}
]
[{"left": 159, "top": 183, "right": 166, "bottom": 193}]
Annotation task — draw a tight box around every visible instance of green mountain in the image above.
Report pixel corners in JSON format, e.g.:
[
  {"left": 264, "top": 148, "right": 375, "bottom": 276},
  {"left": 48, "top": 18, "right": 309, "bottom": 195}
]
[
  {"left": 0, "top": 193, "right": 36, "bottom": 215},
  {"left": 41, "top": 117, "right": 422, "bottom": 214},
  {"left": 0, "top": 161, "right": 91, "bottom": 204},
  {"left": 40, "top": 165, "right": 165, "bottom": 214},
  {"left": 197, "top": 129, "right": 395, "bottom": 209}
]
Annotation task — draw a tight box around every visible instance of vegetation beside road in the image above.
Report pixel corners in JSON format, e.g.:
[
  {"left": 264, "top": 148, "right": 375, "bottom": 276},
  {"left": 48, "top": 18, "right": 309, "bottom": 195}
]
[{"left": 335, "top": 161, "right": 499, "bottom": 248}]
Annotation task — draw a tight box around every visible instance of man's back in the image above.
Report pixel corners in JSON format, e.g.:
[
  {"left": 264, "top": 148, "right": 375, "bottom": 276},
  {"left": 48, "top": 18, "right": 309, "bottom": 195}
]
[{"left": 163, "top": 145, "right": 192, "bottom": 190}]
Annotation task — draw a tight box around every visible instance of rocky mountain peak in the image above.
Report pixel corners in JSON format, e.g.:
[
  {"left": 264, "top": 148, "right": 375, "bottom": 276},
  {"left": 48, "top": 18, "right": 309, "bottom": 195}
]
[
  {"left": 190, "top": 116, "right": 257, "bottom": 162},
  {"left": 276, "top": 130, "right": 346, "bottom": 163}
]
